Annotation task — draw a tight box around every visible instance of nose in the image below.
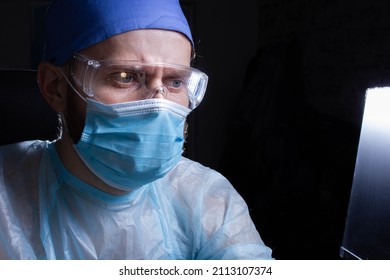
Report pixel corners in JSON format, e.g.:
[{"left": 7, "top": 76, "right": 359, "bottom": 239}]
[{"left": 152, "top": 85, "right": 168, "bottom": 99}]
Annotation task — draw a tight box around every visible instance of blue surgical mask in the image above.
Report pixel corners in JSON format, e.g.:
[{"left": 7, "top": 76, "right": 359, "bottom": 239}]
[{"left": 73, "top": 98, "right": 191, "bottom": 191}]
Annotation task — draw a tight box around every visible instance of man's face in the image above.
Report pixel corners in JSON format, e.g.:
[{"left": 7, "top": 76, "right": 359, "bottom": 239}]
[{"left": 64, "top": 29, "right": 193, "bottom": 143}]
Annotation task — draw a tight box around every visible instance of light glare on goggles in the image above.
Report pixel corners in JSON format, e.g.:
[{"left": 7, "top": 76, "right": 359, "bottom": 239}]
[{"left": 70, "top": 53, "right": 208, "bottom": 109}]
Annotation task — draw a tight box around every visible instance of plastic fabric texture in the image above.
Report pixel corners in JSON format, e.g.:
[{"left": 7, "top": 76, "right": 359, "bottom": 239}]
[{"left": 0, "top": 141, "right": 273, "bottom": 260}]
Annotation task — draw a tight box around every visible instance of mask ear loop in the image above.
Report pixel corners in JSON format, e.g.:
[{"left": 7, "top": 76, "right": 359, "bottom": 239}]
[
  {"left": 58, "top": 111, "right": 70, "bottom": 140},
  {"left": 57, "top": 68, "right": 90, "bottom": 147}
]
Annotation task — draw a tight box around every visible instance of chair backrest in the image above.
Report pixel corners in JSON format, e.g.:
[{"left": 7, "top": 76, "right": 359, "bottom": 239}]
[{"left": 0, "top": 69, "right": 59, "bottom": 146}]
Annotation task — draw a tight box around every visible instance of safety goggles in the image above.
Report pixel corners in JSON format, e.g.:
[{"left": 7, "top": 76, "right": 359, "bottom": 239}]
[{"left": 69, "top": 53, "right": 208, "bottom": 109}]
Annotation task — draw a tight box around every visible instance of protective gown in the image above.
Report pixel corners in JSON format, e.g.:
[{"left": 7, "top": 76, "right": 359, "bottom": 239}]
[{"left": 0, "top": 140, "right": 273, "bottom": 259}]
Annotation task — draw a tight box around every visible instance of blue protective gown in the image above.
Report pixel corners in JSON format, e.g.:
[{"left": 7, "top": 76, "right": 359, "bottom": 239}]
[{"left": 0, "top": 140, "right": 273, "bottom": 259}]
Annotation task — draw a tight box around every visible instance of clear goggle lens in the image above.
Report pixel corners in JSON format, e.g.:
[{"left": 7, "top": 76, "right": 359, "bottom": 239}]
[{"left": 70, "top": 53, "right": 208, "bottom": 109}]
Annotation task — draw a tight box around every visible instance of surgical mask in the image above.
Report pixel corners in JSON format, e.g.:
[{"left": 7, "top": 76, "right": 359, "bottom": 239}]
[{"left": 73, "top": 98, "right": 191, "bottom": 191}]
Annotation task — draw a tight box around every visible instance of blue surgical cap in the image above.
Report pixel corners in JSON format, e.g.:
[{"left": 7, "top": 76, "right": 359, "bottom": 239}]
[{"left": 43, "top": 0, "right": 193, "bottom": 65}]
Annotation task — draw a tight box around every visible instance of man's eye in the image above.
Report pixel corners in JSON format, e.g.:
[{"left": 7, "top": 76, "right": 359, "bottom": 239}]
[
  {"left": 165, "top": 79, "right": 185, "bottom": 90},
  {"left": 107, "top": 71, "right": 136, "bottom": 84},
  {"left": 116, "top": 72, "right": 134, "bottom": 83},
  {"left": 171, "top": 80, "right": 183, "bottom": 88}
]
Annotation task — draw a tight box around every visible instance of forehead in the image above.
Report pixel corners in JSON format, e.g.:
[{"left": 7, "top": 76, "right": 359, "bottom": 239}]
[{"left": 79, "top": 29, "right": 192, "bottom": 66}]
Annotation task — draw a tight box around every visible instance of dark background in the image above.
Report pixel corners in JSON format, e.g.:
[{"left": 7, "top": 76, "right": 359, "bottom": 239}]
[{"left": 2, "top": 0, "right": 390, "bottom": 259}]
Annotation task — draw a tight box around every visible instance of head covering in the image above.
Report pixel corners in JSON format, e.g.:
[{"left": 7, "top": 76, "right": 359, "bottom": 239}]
[{"left": 43, "top": 0, "right": 193, "bottom": 65}]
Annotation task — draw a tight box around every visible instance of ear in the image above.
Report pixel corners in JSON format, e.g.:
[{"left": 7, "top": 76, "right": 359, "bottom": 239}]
[{"left": 37, "top": 62, "right": 68, "bottom": 112}]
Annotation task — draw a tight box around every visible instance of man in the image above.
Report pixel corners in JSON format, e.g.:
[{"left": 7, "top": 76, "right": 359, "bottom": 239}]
[{"left": 0, "top": 0, "right": 273, "bottom": 259}]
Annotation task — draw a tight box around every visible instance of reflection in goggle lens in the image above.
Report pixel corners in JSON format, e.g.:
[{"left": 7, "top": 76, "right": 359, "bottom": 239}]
[{"left": 70, "top": 53, "right": 208, "bottom": 109}]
